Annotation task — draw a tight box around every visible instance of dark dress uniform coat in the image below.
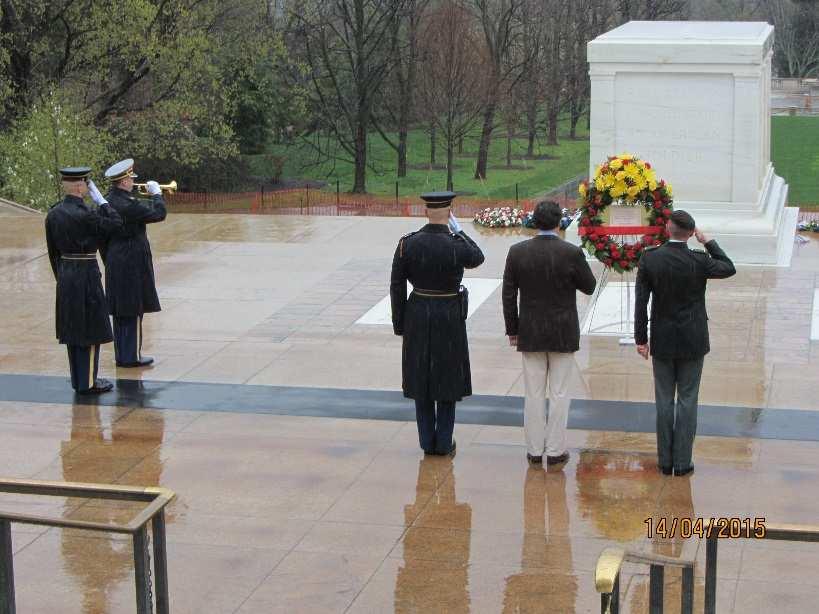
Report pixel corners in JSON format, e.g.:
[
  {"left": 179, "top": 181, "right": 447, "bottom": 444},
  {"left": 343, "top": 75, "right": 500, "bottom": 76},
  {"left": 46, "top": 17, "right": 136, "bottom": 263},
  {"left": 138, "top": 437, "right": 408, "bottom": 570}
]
[
  {"left": 502, "top": 235, "right": 596, "bottom": 353},
  {"left": 390, "top": 224, "right": 484, "bottom": 401},
  {"left": 635, "top": 240, "right": 736, "bottom": 359},
  {"left": 45, "top": 196, "right": 123, "bottom": 346},
  {"left": 102, "top": 187, "right": 166, "bottom": 316}
]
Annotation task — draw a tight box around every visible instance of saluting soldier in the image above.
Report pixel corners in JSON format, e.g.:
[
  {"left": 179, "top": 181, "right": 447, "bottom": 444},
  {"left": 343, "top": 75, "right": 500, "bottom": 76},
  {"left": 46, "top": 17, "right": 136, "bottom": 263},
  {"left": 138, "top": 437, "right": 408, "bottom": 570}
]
[
  {"left": 390, "top": 192, "right": 485, "bottom": 456},
  {"left": 102, "top": 159, "right": 167, "bottom": 367},
  {"left": 635, "top": 210, "right": 736, "bottom": 476},
  {"left": 45, "top": 167, "right": 123, "bottom": 394}
]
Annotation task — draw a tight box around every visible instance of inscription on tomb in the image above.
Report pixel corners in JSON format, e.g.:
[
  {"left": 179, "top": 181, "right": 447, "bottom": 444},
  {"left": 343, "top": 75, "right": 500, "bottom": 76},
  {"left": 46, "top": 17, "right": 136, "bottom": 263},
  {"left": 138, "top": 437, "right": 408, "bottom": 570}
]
[{"left": 614, "top": 73, "right": 734, "bottom": 201}]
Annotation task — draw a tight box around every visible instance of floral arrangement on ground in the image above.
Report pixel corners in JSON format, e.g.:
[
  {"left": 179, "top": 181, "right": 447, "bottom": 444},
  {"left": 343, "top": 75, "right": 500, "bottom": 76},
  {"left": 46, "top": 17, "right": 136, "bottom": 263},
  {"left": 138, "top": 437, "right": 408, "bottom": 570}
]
[
  {"left": 473, "top": 206, "right": 525, "bottom": 228},
  {"left": 798, "top": 220, "right": 819, "bottom": 232},
  {"left": 578, "top": 153, "right": 674, "bottom": 273}
]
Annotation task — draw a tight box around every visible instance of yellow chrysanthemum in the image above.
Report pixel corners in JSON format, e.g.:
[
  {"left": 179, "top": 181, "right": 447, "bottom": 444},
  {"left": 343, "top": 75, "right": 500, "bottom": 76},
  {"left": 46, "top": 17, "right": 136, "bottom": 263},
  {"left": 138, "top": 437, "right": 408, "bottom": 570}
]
[
  {"left": 619, "top": 153, "right": 634, "bottom": 161},
  {"left": 626, "top": 185, "right": 641, "bottom": 199},
  {"left": 648, "top": 180, "right": 657, "bottom": 191},
  {"left": 579, "top": 182, "right": 587, "bottom": 197},
  {"left": 609, "top": 159, "right": 623, "bottom": 170},
  {"left": 615, "top": 170, "right": 626, "bottom": 181},
  {"left": 594, "top": 164, "right": 603, "bottom": 177},
  {"left": 595, "top": 176, "right": 607, "bottom": 191},
  {"left": 610, "top": 181, "right": 628, "bottom": 199},
  {"left": 624, "top": 164, "right": 642, "bottom": 182},
  {"left": 643, "top": 168, "right": 657, "bottom": 183},
  {"left": 634, "top": 160, "right": 646, "bottom": 169},
  {"left": 666, "top": 183, "right": 673, "bottom": 197}
]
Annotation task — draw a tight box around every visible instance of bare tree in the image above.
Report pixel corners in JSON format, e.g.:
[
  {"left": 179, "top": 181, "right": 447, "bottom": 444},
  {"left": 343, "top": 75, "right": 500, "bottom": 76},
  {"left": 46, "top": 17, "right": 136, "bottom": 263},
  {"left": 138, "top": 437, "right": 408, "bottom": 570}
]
[
  {"left": 766, "top": 0, "right": 819, "bottom": 78},
  {"left": 373, "top": 0, "right": 431, "bottom": 177},
  {"left": 542, "top": 0, "right": 568, "bottom": 146},
  {"left": 472, "top": 0, "right": 524, "bottom": 180},
  {"left": 616, "top": 0, "right": 690, "bottom": 19},
  {"left": 295, "top": 0, "right": 406, "bottom": 193},
  {"left": 418, "top": 1, "right": 489, "bottom": 191}
]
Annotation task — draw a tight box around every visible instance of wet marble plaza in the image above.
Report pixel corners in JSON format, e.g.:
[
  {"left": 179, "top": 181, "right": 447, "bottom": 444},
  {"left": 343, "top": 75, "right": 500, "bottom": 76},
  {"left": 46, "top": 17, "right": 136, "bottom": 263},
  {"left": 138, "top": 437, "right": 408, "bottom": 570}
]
[{"left": 2, "top": 203, "right": 819, "bottom": 612}]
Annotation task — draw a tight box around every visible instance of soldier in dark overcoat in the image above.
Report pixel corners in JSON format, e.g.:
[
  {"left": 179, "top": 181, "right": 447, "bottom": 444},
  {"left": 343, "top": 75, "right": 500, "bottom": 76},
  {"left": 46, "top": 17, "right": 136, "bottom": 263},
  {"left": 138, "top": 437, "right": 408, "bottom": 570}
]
[
  {"left": 390, "top": 192, "right": 484, "bottom": 455},
  {"left": 635, "top": 210, "right": 736, "bottom": 476},
  {"left": 45, "top": 167, "right": 123, "bottom": 394},
  {"left": 102, "top": 159, "right": 167, "bottom": 367}
]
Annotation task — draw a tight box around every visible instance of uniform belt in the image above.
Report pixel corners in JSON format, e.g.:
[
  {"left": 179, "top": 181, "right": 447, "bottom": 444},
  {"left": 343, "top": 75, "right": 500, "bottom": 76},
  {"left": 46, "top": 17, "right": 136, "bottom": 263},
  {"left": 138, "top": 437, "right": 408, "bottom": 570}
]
[
  {"left": 61, "top": 253, "right": 97, "bottom": 261},
  {"left": 412, "top": 288, "right": 458, "bottom": 298}
]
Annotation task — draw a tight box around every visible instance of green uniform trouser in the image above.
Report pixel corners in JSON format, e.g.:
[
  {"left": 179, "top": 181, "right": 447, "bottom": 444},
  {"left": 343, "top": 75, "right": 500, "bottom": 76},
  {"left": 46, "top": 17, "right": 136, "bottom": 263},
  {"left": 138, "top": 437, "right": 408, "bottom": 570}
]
[{"left": 652, "top": 356, "right": 705, "bottom": 471}]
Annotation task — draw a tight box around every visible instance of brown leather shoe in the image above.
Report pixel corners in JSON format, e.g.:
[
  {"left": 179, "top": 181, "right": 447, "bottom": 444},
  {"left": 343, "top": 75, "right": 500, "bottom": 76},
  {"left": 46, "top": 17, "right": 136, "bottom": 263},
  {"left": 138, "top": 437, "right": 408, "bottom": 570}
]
[{"left": 546, "top": 452, "right": 570, "bottom": 466}]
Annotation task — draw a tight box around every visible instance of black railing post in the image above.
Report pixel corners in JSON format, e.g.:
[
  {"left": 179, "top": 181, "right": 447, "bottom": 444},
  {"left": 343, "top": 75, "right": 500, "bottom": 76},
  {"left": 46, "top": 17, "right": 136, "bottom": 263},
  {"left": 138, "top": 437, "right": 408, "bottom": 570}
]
[
  {"left": 260, "top": 185, "right": 265, "bottom": 210},
  {"left": 133, "top": 526, "right": 152, "bottom": 614},
  {"left": 395, "top": 181, "right": 399, "bottom": 205},
  {"left": 305, "top": 183, "right": 309, "bottom": 208},
  {"left": 0, "top": 519, "right": 15, "bottom": 614},
  {"left": 705, "top": 535, "right": 718, "bottom": 614},
  {"left": 336, "top": 180, "right": 340, "bottom": 205},
  {"left": 515, "top": 183, "right": 519, "bottom": 207},
  {"left": 152, "top": 511, "right": 170, "bottom": 614},
  {"left": 649, "top": 564, "right": 663, "bottom": 614}
]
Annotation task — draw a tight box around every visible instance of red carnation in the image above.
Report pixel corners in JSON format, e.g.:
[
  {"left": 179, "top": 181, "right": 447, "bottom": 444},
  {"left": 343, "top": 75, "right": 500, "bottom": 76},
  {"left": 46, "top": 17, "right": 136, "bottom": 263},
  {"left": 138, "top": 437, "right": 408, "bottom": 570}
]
[
  {"left": 654, "top": 202, "right": 662, "bottom": 209},
  {"left": 596, "top": 242, "right": 605, "bottom": 250},
  {"left": 645, "top": 162, "right": 651, "bottom": 169},
  {"left": 619, "top": 260, "right": 628, "bottom": 268},
  {"left": 588, "top": 207, "right": 597, "bottom": 216},
  {"left": 663, "top": 208, "right": 671, "bottom": 216},
  {"left": 604, "top": 258, "right": 612, "bottom": 266},
  {"left": 580, "top": 218, "right": 589, "bottom": 226}
]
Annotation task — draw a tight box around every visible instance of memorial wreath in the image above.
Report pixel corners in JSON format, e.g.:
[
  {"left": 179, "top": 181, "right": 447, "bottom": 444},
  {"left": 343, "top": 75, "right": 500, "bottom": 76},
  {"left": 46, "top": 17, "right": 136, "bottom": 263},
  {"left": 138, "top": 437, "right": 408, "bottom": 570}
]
[
  {"left": 577, "top": 153, "right": 674, "bottom": 273},
  {"left": 473, "top": 206, "right": 525, "bottom": 228}
]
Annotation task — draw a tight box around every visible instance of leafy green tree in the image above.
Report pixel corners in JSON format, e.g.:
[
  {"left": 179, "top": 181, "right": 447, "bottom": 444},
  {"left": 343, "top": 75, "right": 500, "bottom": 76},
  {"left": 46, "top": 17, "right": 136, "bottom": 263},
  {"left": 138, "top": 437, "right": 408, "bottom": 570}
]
[{"left": 0, "top": 91, "right": 112, "bottom": 210}]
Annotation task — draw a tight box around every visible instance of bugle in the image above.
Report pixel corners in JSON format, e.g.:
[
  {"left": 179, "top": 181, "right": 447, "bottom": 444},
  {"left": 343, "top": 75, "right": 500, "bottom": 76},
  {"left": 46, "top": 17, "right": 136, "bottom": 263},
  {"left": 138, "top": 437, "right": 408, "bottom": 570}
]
[{"left": 133, "top": 180, "right": 177, "bottom": 195}]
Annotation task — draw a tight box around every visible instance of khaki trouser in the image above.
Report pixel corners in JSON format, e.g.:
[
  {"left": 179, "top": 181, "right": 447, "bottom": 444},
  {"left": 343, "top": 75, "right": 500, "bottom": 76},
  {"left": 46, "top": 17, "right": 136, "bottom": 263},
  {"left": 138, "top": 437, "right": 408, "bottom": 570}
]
[{"left": 522, "top": 351, "right": 575, "bottom": 457}]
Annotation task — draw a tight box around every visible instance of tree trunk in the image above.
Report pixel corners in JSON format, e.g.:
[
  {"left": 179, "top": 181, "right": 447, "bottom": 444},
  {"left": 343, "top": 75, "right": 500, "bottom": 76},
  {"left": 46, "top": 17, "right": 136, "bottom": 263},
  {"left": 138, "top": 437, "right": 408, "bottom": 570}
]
[
  {"left": 430, "top": 124, "right": 436, "bottom": 165},
  {"left": 353, "top": 117, "right": 367, "bottom": 193},
  {"left": 398, "top": 126, "right": 408, "bottom": 177},
  {"left": 526, "top": 98, "right": 537, "bottom": 157},
  {"left": 474, "top": 100, "right": 496, "bottom": 180},
  {"left": 458, "top": 135, "right": 463, "bottom": 154},
  {"left": 446, "top": 141, "right": 454, "bottom": 191},
  {"left": 506, "top": 124, "right": 513, "bottom": 168},
  {"left": 569, "top": 98, "right": 579, "bottom": 139},
  {"left": 546, "top": 94, "right": 559, "bottom": 146}
]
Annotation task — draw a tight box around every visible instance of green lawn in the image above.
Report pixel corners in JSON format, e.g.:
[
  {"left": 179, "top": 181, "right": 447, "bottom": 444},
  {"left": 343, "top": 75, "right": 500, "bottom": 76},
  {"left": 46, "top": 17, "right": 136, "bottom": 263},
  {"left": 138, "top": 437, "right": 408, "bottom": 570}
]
[
  {"left": 246, "top": 116, "right": 590, "bottom": 200},
  {"left": 771, "top": 116, "right": 819, "bottom": 206},
  {"left": 246, "top": 115, "right": 818, "bottom": 205}
]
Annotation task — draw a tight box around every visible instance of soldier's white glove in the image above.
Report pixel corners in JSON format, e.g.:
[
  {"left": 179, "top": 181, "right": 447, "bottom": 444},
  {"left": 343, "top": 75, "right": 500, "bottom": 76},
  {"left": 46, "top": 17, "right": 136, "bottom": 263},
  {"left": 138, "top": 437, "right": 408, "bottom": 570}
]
[
  {"left": 145, "top": 180, "right": 161, "bottom": 196},
  {"left": 448, "top": 211, "right": 463, "bottom": 234},
  {"left": 87, "top": 180, "right": 108, "bottom": 206}
]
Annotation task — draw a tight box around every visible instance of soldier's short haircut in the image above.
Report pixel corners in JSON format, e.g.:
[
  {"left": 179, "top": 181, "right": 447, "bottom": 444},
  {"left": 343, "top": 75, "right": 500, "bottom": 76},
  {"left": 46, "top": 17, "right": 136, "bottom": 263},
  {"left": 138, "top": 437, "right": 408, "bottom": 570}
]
[{"left": 532, "top": 200, "right": 562, "bottom": 230}]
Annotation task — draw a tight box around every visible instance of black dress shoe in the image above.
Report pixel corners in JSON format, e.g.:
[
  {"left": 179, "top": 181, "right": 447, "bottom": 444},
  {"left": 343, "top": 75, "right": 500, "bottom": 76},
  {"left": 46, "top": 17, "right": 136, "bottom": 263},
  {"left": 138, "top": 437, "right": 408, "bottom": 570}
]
[
  {"left": 77, "top": 379, "right": 113, "bottom": 395},
  {"left": 659, "top": 465, "right": 673, "bottom": 476},
  {"left": 546, "top": 452, "right": 570, "bottom": 466},
  {"left": 675, "top": 465, "right": 694, "bottom": 477},
  {"left": 527, "top": 453, "right": 543, "bottom": 464},
  {"left": 116, "top": 356, "right": 154, "bottom": 368}
]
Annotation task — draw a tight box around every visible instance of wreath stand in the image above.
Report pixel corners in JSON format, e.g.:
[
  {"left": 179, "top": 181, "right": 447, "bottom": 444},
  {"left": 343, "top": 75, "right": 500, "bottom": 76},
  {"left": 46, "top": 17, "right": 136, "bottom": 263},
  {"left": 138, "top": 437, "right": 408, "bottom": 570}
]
[{"left": 582, "top": 231, "right": 642, "bottom": 346}]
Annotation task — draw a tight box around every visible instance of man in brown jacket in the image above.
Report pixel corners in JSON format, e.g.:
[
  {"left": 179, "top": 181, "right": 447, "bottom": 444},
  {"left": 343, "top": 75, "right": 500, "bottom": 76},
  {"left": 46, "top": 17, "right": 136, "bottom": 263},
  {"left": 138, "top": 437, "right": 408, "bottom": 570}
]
[{"left": 502, "top": 201, "right": 597, "bottom": 465}]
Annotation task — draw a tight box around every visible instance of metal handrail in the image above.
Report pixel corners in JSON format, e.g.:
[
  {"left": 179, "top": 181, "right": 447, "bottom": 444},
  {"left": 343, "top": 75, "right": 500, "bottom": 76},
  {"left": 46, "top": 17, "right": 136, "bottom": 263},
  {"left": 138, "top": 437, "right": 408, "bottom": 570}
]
[
  {"left": 595, "top": 547, "right": 695, "bottom": 614},
  {"left": 704, "top": 522, "right": 819, "bottom": 614},
  {"left": 0, "top": 478, "right": 175, "bottom": 614}
]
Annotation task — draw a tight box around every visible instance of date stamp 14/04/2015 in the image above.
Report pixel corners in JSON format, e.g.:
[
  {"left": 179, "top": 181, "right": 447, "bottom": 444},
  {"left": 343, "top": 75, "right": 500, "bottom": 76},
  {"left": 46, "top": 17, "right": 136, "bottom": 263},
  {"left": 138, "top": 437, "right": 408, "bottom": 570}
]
[{"left": 645, "top": 517, "right": 766, "bottom": 539}]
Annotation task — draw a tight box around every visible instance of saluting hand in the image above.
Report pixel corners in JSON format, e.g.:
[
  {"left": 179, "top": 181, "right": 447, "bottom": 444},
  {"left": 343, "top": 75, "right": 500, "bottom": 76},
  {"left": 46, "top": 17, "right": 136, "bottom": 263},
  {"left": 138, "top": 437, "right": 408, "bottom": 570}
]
[{"left": 694, "top": 228, "right": 709, "bottom": 244}]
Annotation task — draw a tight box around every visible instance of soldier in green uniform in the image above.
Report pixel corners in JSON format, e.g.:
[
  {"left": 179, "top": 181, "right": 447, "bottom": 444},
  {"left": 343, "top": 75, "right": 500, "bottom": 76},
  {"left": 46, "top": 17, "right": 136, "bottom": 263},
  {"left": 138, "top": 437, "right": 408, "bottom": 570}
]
[
  {"left": 390, "top": 192, "right": 484, "bottom": 456},
  {"left": 635, "top": 210, "right": 736, "bottom": 476},
  {"left": 45, "top": 167, "right": 123, "bottom": 394}
]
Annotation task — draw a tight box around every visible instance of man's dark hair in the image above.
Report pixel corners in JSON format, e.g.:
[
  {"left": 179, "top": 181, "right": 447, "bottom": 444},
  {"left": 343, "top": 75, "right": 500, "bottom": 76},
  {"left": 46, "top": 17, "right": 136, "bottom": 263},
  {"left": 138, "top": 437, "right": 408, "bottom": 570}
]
[{"left": 532, "top": 200, "right": 562, "bottom": 230}]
